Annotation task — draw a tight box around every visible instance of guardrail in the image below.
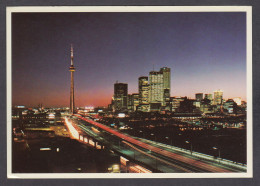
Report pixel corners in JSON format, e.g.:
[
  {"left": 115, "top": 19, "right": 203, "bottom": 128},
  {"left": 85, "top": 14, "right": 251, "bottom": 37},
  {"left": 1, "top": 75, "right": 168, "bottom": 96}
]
[{"left": 139, "top": 138, "right": 247, "bottom": 171}]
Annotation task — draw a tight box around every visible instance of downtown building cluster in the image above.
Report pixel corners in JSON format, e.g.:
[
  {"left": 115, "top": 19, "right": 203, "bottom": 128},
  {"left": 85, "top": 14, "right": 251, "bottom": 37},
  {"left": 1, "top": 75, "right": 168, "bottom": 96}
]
[
  {"left": 109, "top": 67, "right": 171, "bottom": 113},
  {"left": 108, "top": 67, "right": 246, "bottom": 115}
]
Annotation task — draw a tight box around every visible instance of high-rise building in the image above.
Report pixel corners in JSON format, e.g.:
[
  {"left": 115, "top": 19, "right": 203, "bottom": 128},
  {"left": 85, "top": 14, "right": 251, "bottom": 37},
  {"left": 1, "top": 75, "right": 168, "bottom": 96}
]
[
  {"left": 127, "top": 94, "right": 134, "bottom": 112},
  {"left": 127, "top": 93, "right": 139, "bottom": 112},
  {"left": 213, "top": 90, "right": 223, "bottom": 105},
  {"left": 113, "top": 82, "right": 128, "bottom": 112},
  {"left": 132, "top": 93, "right": 139, "bottom": 111},
  {"left": 69, "top": 45, "right": 76, "bottom": 113},
  {"left": 161, "top": 67, "right": 171, "bottom": 107},
  {"left": 149, "top": 71, "right": 163, "bottom": 103},
  {"left": 149, "top": 67, "right": 171, "bottom": 107},
  {"left": 138, "top": 76, "right": 149, "bottom": 112},
  {"left": 139, "top": 76, "right": 149, "bottom": 104},
  {"left": 195, "top": 93, "right": 203, "bottom": 102}
]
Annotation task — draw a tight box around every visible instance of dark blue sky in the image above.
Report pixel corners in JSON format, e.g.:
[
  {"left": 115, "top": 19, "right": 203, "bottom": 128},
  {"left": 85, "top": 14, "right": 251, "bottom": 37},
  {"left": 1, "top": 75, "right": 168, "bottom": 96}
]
[{"left": 12, "top": 12, "right": 247, "bottom": 107}]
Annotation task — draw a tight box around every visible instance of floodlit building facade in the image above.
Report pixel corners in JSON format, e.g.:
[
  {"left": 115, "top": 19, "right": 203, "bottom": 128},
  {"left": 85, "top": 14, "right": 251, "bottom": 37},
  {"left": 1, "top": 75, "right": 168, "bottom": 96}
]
[
  {"left": 138, "top": 76, "right": 150, "bottom": 112},
  {"left": 138, "top": 76, "right": 149, "bottom": 104},
  {"left": 213, "top": 90, "right": 223, "bottom": 105},
  {"left": 149, "top": 67, "right": 171, "bottom": 108}
]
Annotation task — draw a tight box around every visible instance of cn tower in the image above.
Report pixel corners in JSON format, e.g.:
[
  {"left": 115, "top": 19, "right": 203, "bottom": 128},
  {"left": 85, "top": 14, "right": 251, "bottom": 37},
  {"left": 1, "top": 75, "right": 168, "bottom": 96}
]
[{"left": 69, "top": 45, "right": 75, "bottom": 113}]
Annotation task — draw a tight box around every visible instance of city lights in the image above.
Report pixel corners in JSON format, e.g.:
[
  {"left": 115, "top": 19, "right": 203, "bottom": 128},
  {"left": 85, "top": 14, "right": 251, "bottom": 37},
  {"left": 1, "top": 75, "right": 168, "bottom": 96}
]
[{"left": 40, "top": 148, "right": 51, "bottom": 151}]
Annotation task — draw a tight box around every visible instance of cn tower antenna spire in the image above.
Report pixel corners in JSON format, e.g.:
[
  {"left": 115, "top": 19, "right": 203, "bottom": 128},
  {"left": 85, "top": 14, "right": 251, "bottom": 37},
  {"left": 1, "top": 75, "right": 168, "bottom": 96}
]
[{"left": 71, "top": 44, "right": 74, "bottom": 66}]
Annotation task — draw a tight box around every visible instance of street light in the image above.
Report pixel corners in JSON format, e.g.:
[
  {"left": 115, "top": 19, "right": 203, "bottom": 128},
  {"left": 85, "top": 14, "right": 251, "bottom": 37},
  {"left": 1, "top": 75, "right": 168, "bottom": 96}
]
[
  {"left": 151, "top": 133, "right": 156, "bottom": 141},
  {"left": 139, "top": 130, "right": 144, "bottom": 138},
  {"left": 185, "top": 141, "right": 192, "bottom": 155},
  {"left": 165, "top": 136, "right": 172, "bottom": 146},
  {"left": 212, "top": 147, "right": 221, "bottom": 163}
]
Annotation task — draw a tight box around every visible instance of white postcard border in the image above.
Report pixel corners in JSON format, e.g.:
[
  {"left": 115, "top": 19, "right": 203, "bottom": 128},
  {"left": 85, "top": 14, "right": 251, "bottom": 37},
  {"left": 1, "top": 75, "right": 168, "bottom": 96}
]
[{"left": 6, "top": 6, "right": 253, "bottom": 179}]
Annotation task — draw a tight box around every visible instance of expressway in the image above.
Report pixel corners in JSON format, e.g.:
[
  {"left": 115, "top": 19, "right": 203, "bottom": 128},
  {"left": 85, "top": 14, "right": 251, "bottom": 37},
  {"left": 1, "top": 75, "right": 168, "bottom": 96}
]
[
  {"left": 136, "top": 137, "right": 246, "bottom": 172},
  {"left": 69, "top": 115, "right": 246, "bottom": 173},
  {"left": 66, "top": 116, "right": 184, "bottom": 172}
]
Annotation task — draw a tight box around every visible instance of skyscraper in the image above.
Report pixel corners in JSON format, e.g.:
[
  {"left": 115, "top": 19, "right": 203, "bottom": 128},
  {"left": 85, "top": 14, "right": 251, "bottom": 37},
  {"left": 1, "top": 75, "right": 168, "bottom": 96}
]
[
  {"left": 138, "top": 76, "right": 149, "bottom": 111},
  {"left": 213, "top": 90, "right": 223, "bottom": 105},
  {"left": 113, "top": 82, "right": 128, "bottom": 112},
  {"left": 69, "top": 45, "right": 75, "bottom": 113},
  {"left": 161, "top": 67, "right": 171, "bottom": 107},
  {"left": 127, "top": 93, "right": 139, "bottom": 112},
  {"left": 132, "top": 93, "right": 139, "bottom": 111},
  {"left": 149, "top": 67, "right": 171, "bottom": 107},
  {"left": 149, "top": 71, "right": 163, "bottom": 103}
]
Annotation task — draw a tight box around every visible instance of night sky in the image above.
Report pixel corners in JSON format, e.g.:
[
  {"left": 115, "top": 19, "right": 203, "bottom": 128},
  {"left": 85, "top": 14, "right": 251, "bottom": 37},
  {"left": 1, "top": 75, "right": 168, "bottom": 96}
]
[{"left": 12, "top": 12, "right": 247, "bottom": 107}]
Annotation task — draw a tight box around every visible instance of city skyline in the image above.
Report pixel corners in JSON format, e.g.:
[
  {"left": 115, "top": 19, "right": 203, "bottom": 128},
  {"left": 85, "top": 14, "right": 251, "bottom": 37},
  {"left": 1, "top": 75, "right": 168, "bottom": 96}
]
[{"left": 12, "top": 12, "right": 247, "bottom": 107}]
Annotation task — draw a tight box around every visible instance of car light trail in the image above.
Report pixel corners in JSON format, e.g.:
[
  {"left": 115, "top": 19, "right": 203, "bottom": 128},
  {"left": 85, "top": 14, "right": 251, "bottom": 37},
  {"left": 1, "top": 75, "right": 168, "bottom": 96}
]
[
  {"left": 75, "top": 115, "right": 232, "bottom": 173},
  {"left": 122, "top": 140, "right": 192, "bottom": 173},
  {"left": 64, "top": 117, "right": 79, "bottom": 139}
]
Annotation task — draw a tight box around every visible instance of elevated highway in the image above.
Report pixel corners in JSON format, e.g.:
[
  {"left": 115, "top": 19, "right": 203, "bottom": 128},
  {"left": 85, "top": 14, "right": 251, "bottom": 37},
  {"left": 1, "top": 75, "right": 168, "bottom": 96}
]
[{"left": 65, "top": 115, "right": 246, "bottom": 173}]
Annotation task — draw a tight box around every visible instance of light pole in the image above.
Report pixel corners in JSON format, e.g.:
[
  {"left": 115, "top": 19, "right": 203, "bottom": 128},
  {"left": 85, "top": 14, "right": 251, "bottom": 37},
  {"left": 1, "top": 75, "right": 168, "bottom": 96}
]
[
  {"left": 151, "top": 133, "right": 156, "bottom": 141},
  {"left": 165, "top": 136, "right": 172, "bottom": 146},
  {"left": 185, "top": 141, "right": 192, "bottom": 155},
  {"left": 212, "top": 147, "right": 221, "bottom": 163},
  {"left": 139, "top": 130, "right": 144, "bottom": 138}
]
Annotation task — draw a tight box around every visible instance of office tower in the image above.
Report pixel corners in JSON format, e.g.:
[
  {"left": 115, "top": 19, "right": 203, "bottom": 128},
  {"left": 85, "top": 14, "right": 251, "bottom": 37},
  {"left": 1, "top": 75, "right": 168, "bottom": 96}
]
[
  {"left": 139, "top": 76, "right": 149, "bottom": 104},
  {"left": 138, "top": 76, "right": 150, "bottom": 112},
  {"left": 213, "top": 90, "right": 223, "bottom": 105},
  {"left": 149, "top": 71, "right": 163, "bottom": 103},
  {"left": 132, "top": 93, "right": 139, "bottom": 111},
  {"left": 127, "top": 94, "right": 133, "bottom": 111},
  {"left": 69, "top": 45, "right": 75, "bottom": 113},
  {"left": 114, "top": 82, "right": 128, "bottom": 112},
  {"left": 149, "top": 67, "right": 171, "bottom": 106}
]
